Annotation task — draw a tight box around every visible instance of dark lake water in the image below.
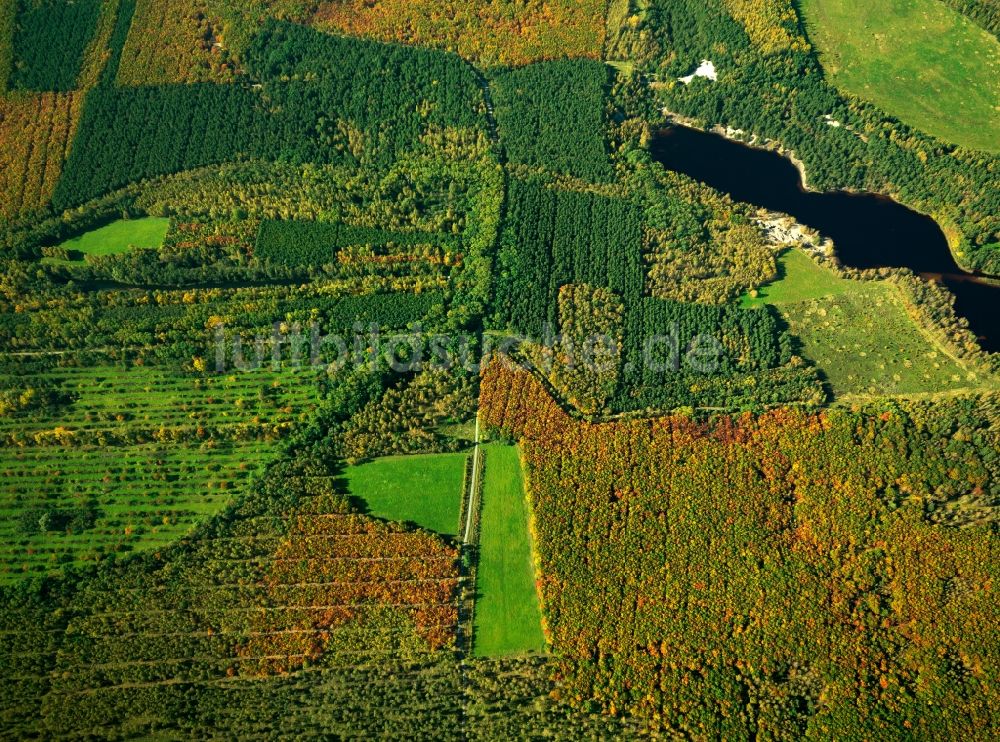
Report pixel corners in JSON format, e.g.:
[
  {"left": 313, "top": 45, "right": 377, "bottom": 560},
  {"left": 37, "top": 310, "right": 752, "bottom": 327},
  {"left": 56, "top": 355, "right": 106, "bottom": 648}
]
[{"left": 649, "top": 125, "right": 998, "bottom": 352}]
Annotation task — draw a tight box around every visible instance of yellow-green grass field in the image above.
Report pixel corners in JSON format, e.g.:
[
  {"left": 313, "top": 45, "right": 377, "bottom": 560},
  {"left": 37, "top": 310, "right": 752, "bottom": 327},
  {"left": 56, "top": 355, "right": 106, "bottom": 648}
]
[
  {"left": 473, "top": 444, "right": 546, "bottom": 657},
  {"left": 345, "top": 453, "right": 468, "bottom": 536},
  {"left": 55, "top": 217, "right": 170, "bottom": 257},
  {"left": 799, "top": 0, "right": 1000, "bottom": 151},
  {"left": 744, "top": 249, "right": 992, "bottom": 397}
]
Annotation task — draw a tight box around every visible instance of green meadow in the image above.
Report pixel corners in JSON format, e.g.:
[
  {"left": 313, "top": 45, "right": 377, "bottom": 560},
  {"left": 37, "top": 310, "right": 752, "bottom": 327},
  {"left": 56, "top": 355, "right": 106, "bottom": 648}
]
[
  {"left": 56, "top": 217, "right": 170, "bottom": 257},
  {"left": 345, "top": 453, "right": 467, "bottom": 536},
  {"left": 744, "top": 249, "right": 989, "bottom": 397},
  {"left": 799, "top": 0, "right": 1000, "bottom": 151},
  {"left": 473, "top": 444, "right": 547, "bottom": 657}
]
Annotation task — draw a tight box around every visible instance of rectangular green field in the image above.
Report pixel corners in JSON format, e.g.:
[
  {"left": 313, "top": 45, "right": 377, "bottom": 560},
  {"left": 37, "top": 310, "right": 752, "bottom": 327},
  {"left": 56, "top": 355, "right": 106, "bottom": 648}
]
[
  {"left": 344, "top": 453, "right": 468, "bottom": 536},
  {"left": 56, "top": 217, "right": 170, "bottom": 257},
  {"left": 473, "top": 444, "right": 546, "bottom": 657},
  {"left": 799, "top": 0, "right": 1000, "bottom": 151}
]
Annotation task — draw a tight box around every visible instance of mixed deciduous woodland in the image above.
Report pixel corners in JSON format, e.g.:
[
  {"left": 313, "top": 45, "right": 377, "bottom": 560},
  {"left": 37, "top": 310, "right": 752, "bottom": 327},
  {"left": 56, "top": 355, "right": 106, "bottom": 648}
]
[
  {"left": 0, "top": 0, "right": 997, "bottom": 737},
  {"left": 481, "top": 360, "right": 999, "bottom": 737}
]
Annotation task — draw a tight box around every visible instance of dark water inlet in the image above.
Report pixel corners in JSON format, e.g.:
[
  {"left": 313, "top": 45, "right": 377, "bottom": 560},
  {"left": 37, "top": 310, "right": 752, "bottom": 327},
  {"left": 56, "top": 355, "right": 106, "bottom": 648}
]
[{"left": 649, "top": 125, "right": 998, "bottom": 352}]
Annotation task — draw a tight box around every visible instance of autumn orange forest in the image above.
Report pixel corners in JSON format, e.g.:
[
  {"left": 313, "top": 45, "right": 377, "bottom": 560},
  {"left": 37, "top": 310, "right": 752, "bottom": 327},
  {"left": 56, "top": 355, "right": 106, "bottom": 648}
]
[{"left": 0, "top": 0, "right": 997, "bottom": 738}]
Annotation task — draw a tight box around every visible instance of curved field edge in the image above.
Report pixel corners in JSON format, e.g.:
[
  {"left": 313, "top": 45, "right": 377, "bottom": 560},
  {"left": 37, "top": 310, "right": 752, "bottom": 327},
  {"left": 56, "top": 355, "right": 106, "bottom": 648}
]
[{"left": 798, "top": 0, "right": 1000, "bottom": 152}]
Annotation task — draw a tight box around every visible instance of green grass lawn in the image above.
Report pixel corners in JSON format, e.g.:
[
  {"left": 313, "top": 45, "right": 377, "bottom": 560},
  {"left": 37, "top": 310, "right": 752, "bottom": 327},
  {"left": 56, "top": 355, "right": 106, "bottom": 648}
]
[
  {"left": 799, "top": 0, "right": 1000, "bottom": 151},
  {"left": 742, "top": 248, "right": 852, "bottom": 307},
  {"left": 743, "top": 249, "right": 990, "bottom": 397},
  {"left": 345, "top": 453, "right": 467, "bottom": 536},
  {"left": 56, "top": 217, "right": 170, "bottom": 257},
  {"left": 473, "top": 444, "right": 546, "bottom": 657}
]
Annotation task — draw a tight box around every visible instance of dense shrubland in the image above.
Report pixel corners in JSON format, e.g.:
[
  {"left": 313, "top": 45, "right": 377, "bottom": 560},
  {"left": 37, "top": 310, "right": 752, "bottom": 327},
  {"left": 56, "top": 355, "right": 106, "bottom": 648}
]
[
  {"left": 306, "top": 0, "right": 608, "bottom": 67},
  {"left": 634, "top": 163, "right": 777, "bottom": 304},
  {"left": 117, "top": 0, "right": 236, "bottom": 85},
  {"left": 0, "top": 274, "right": 443, "bottom": 358},
  {"left": 336, "top": 369, "right": 476, "bottom": 461},
  {"left": 543, "top": 284, "right": 624, "bottom": 415}
]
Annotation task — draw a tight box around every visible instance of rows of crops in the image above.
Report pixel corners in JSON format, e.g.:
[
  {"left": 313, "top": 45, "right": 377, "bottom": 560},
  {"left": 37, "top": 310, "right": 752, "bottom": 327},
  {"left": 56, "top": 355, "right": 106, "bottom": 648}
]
[
  {"left": 0, "top": 442, "right": 266, "bottom": 580},
  {"left": 0, "top": 360, "right": 326, "bottom": 578},
  {"left": 0, "top": 459, "right": 462, "bottom": 736},
  {"left": 0, "top": 92, "right": 82, "bottom": 219},
  {"left": 0, "top": 363, "right": 322, "bottom": 441}
]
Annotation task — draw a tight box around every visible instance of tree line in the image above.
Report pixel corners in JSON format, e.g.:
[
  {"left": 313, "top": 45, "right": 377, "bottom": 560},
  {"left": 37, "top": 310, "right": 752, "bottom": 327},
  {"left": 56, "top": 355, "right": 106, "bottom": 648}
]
[{"left": 480, "top": 359, "right": 1000, "bottom": 737}]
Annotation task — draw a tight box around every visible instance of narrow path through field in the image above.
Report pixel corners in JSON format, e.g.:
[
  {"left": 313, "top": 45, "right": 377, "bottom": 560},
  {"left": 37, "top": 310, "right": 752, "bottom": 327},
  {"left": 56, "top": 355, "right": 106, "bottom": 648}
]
[{"left": 462, "top": 412, "right": 482, "bottom": 546}]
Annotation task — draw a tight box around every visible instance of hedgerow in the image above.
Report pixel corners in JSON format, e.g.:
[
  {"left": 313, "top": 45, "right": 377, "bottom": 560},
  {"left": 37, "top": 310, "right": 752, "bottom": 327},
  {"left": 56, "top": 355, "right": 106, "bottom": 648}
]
[{"left": 0, "top": 278, "right": 444, "bottom": 357}]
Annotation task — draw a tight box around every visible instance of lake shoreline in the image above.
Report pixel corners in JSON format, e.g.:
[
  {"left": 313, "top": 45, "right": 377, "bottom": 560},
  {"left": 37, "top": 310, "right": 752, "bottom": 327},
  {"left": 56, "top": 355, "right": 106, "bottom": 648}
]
[
  {"left": 658, "top": 110, "right": 992, "bottom": 279},
  {"left": 648, "top": 120, "right": 999, "bottom": 351}
]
